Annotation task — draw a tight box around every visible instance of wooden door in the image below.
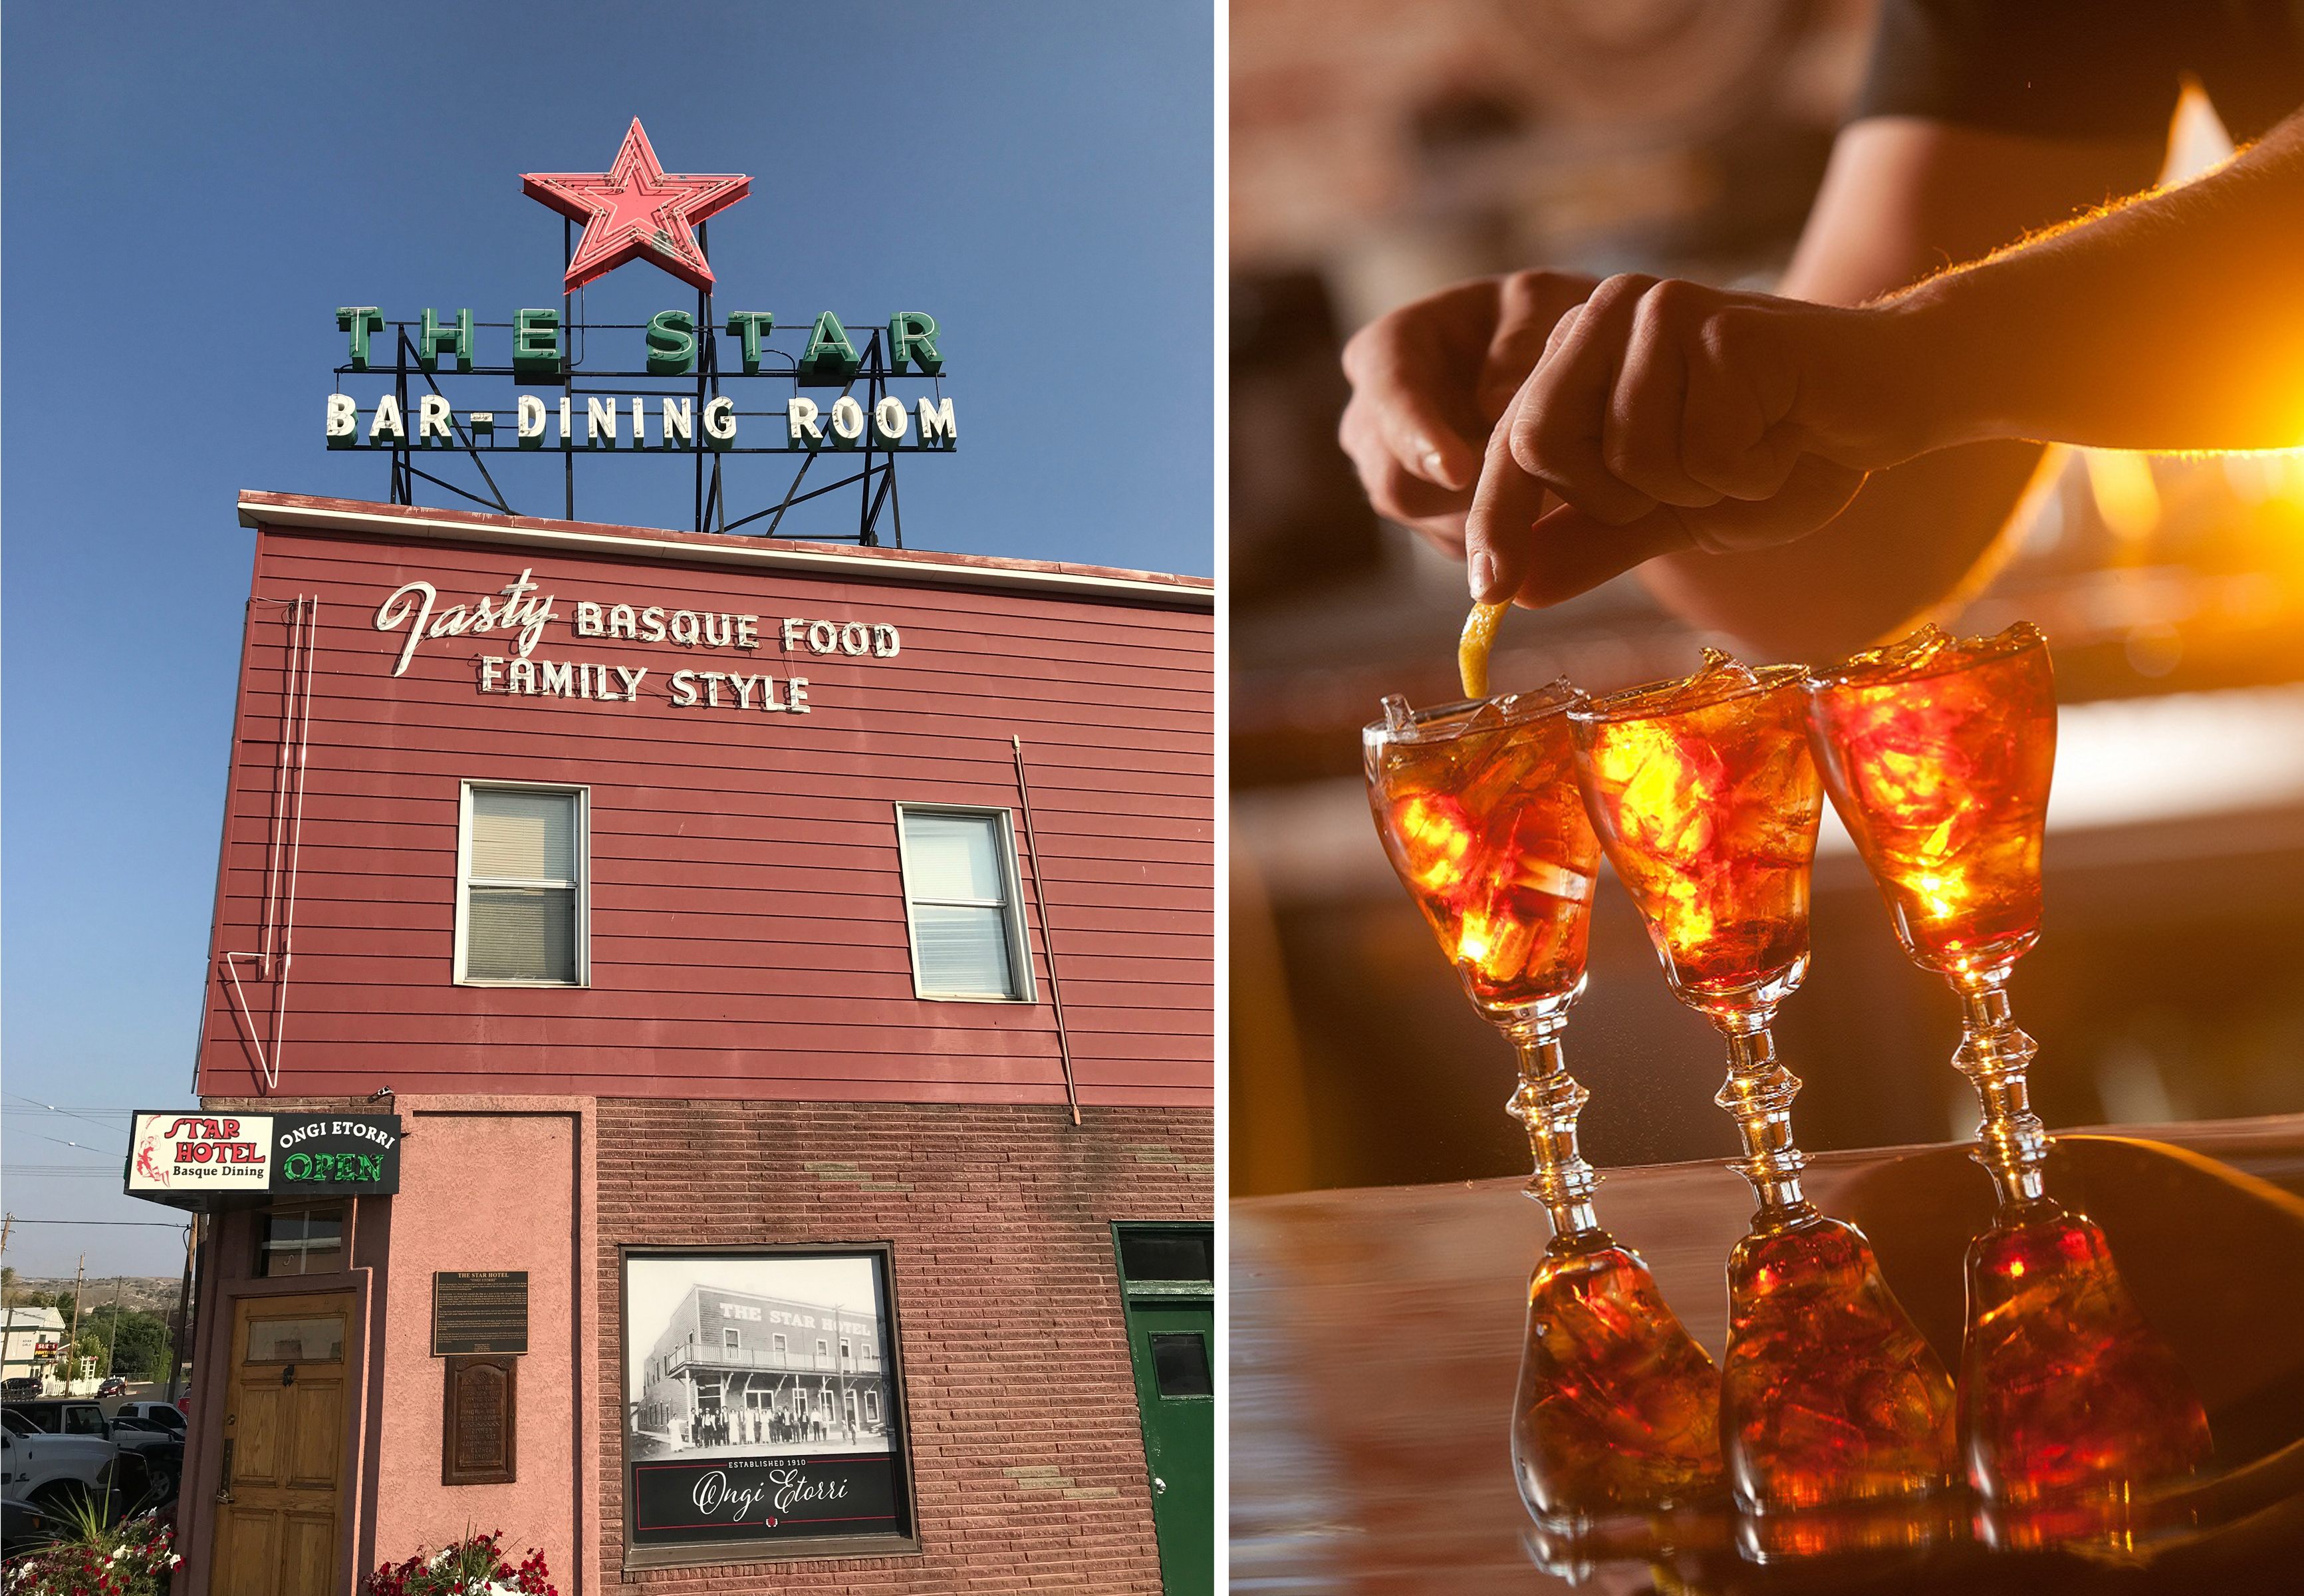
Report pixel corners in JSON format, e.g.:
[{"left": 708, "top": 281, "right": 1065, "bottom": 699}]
[{"left": 209, "top": 1293, "right": 353, "bottom": 1596}]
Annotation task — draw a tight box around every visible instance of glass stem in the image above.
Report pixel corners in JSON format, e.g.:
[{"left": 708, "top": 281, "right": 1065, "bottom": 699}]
[
  {"left": 1505, "top": 1015, "right": 1603, "bottom": 1242},
  {"left": 1712, "top": 1011, "right": 1813, "bottom": 1222},
  {"left": 1950, "top": 971, "right": 2049, "bottom": 1204}
]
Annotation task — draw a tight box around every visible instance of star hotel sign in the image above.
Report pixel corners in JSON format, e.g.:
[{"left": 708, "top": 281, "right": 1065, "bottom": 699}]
[
  {"left": 521, "top": 118, "right": 749, "bottom": 293},
  {"left": 322, "top": 119, "right": 954, "bottom": 471}
]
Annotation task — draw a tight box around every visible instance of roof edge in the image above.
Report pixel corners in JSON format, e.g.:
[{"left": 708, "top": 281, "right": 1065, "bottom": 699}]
[{"left": 236, "top": 491, "right": 1214, "bottom": 610}]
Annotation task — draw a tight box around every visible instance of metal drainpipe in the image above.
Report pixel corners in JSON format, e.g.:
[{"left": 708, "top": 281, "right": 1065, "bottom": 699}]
[{"left": 1011, "top": 737, "right": 1083, "bottom": 1127}]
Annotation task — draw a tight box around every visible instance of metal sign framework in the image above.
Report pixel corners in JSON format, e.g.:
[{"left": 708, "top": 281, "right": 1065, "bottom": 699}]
[{"left": 335, "top": 221, "right": 944, "bottom": 546}]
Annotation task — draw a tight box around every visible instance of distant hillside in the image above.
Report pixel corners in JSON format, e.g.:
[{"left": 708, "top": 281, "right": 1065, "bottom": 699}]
[{"left": 5, "top": 1277, "right": 182, "bottom": 1316}]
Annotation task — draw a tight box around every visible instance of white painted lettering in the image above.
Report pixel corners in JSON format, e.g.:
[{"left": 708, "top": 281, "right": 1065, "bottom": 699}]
[
  {"left": 375, "top": 581, "right": 438, "bottom": 677},
  {"left": 670, "top": 669, "right": 698, "bottom": 707}
]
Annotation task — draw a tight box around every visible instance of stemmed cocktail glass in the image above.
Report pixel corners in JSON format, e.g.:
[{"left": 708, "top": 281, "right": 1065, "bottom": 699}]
[
  {"left": 1569, "top": 650, "right": 1957, "bottom": 1516},
  {"left": 1805, "top": 622, "right": 2209, "bottom": 1509},
  {"left": 1366, "top": 684, "right": 1723, "bottom": 1520}
]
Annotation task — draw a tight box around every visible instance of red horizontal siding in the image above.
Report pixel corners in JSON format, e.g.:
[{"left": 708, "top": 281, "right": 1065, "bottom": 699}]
[{"left": 197, "top": 515, "right": 1213, "bottom": 1106}]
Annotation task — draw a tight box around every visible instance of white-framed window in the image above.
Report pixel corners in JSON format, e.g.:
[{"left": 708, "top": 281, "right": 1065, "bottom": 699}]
[
  {"left": 772, "top": 1332, "right": 787, "bottom": 1358},
  {"left": 893, "top": 805, "right": 1034, "bottom": 1001},
  {"left": 864, "top": 1389, "right": 880, "bottom": 1424},
  {"left": 723, "top": 1327, "right": 741, "bottom": 1350},
  {"left": 455, "top": 781, "right": 588, "bottom": 986},
  {"left": 815, "top": 1337, "right": 829, "bottom": 1367}
]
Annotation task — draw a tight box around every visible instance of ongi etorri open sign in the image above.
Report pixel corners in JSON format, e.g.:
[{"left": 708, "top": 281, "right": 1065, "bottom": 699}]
[{"left": 125, "top": 1111, "right": 402, "bottom": 1210}]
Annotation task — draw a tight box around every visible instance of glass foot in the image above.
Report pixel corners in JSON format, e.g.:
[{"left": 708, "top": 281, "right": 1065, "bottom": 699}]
[
  {"left": 1960, "top": 1200, "right": 2212, "bottom": 1506},
  {"left": 1722, "top": 1214, "right": 1957, "bottom": 1514},
  {"left": 1513, "top": 1233, "right": 1725, "bottom": 1520}
]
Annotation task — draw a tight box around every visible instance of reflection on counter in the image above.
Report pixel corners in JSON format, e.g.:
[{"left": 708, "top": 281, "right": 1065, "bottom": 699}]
[{"left": 1495, "top": 1136, "right": 2297, "bottom": 1588}]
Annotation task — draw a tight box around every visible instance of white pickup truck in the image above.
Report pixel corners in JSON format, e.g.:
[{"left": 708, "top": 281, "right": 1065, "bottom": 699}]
[{"left": 0, "top": 1407, "right": 117, "bottom": 1513}]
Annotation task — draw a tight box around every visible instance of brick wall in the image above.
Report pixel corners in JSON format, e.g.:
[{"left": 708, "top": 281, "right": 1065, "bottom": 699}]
[{"left": 594, "top": 1100, "right": 1213, "bottom": 1591}]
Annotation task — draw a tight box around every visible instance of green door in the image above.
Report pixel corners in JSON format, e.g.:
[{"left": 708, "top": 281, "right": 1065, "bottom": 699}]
[{"left": 1115, "top": 1225, "right": 1214, "bottom": 1596}]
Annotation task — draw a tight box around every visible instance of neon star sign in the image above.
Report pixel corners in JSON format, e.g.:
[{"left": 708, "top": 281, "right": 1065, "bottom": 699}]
[{"left": 521, "top": 118, "right": 750, "bottom": 293}]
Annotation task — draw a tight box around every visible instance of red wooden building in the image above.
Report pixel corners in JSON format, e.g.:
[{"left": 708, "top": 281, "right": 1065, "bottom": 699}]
[{"left": 171, "top": 491, "right": 1214, "bottom": 1595}]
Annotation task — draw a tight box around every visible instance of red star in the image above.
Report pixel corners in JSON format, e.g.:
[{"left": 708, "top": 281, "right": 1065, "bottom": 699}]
[{"left": 521, "top": 119, "right": 750, "bottom": 294}]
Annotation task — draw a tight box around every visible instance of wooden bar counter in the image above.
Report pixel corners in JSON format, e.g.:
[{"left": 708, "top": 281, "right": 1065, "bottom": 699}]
[{"left": 1232, "top": 1118, "right": 2304, "bottom": 1593}]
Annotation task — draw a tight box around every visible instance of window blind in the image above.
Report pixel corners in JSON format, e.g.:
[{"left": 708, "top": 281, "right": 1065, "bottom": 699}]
[
  {"left": 463, "top": 787, "right": 581, "bottom": 983},
  {"left": 899, "top": 809, "right": 1025, "bottom": 998}
]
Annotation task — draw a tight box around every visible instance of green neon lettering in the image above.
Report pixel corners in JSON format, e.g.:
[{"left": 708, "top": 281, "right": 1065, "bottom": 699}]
[
  {"left": 797, "top": 312, "right": 860, "bottom": 386},
  {"left": 646, "top": 309, "right": 698, "bottom": 376},
  {"left": 337, "top": 307, "right": 384, "bottom": 371},
  {"left": 725, "top": 311, "right": 775, "bottom": 375},
  {"left": 513, "top": 309, "right": 563, "bottom": 378},
  {"left": 284, "top": 1152, "right": 311, "bottom": 1180},
  {"left": 418, "top": 307, "right": 474, "bottom": 373},
  {"left": 888, "top": 311, "right": 942, "bottom": 375}
]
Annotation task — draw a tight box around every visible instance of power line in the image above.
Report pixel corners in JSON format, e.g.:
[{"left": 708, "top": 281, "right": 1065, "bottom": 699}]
[
  {"left": 1, "top": 1219, "right": 188, "bottom": 1228},
  {"left": 4, "top": 1097, "right": 130, "bottom": 1140}
]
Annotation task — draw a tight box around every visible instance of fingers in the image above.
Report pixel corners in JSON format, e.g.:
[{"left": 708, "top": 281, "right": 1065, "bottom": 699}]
[
  {"left": 1475, "top": 271, "right": 1599, "bottom": 420},
  {"left": 1339, "top": 397, "right": 1475, "bottom": 531},
  {"left": 1464, "top": 386, "right": 1559, "bottom": 604},
  {"left": 1603, "top": 283, "right": 1726, "bottom": 510},
  {"left": 1678, "top": 307, "right": 1806, "bottom": 501},
  {"left": 1509, "top": 500, "right": 1700, "bottom": 608},
  {"left": 1504, "top": 276, "right": 1662, "bottom": 527},
  {"left": 1675, "top": 454, "right": 1866, "bottom": 555},
  {"left": 1339, "top": 281, "right": 1499, "bottom": 495}
]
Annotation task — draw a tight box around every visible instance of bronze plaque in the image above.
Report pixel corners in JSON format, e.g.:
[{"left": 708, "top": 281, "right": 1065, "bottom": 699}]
[
  {"left": 432, "top": 1270, "right": 529, "bottom": 1355},
  {"left": 442, "top": 1354, "right": 517, "bottom": 1485}
]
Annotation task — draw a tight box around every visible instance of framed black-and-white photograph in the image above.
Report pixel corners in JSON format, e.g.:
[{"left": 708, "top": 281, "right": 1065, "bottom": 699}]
[{"left": 620, "top": 1244, "right": 918, "bottom": 1565}]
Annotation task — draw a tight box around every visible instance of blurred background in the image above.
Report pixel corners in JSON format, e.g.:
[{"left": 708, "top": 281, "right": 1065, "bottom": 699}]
[{"left": 1231, "top": 0, "right": 2304, "bottom": 1196}]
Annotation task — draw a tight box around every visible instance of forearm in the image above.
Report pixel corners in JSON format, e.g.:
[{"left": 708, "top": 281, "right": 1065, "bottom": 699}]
[
  {"left": 1636, "top": 120, "right": 2153, "bottom": 656},
  {"left": 1892, "top": 111, "right": 2304, "bottom": 454}
]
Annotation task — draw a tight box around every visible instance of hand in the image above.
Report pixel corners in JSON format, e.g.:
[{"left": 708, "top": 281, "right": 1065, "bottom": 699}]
[
  {"left": 1463, "top": 273, "right": 1928, "bottom": 606},
  {"left": 1339, "top": 271, "right": 1600, "bottom": 555}
]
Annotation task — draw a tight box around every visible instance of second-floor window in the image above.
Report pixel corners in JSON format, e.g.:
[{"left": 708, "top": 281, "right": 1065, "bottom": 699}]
[
  {"left": 894, "top": 806, "right": 1033, "bottom": 1001},
  {"left": 457, "top": 783, "right": 587, "bottom": 986}
]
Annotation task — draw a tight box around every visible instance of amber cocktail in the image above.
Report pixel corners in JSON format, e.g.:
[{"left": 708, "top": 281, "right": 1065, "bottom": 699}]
[
  {"left": 1571, "top": 651, "right": 1956, "bottom": 1515},
  {"left": 1366, "top": 685, "right": 1722, "bottom": 1519},
  {"left": 1807, "top": 623, "right": 2209, "bottom": 1505}
]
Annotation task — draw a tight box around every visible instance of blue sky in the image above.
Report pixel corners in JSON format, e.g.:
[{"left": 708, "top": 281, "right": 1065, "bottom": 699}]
[{"left": 1, "top": 3, "right": 1214, "bottom": 1275}]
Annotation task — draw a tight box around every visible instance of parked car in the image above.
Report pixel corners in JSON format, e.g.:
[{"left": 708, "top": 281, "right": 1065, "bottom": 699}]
[
  {"left": 3, "top": 1399, "right": 174, "bottom": 1454},
  {"left": 0, "top": 1377, "right": 41, "bottom": 1401},
  {"left": 2, "top": 1494, "right": 59, "bottom": 1556},
  {"left": 113, "top": 1401, "right": 186, "bottom": 1435},
  {"left": 0, "top": 1412, "right": 115, "bottom": 1517},
  {"left": 94, "top": 1375, "right": 129, "bottom": 1398}
]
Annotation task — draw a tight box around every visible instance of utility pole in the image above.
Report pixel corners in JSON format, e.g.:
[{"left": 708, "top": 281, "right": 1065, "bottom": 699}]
[
  {"left": 69, "top": 1256, "right": 86, "bottom": 1395},
  {"left": 167, "top": 1218, "right": 196, "bottom": 1402},
  {"left": 100, "top": 1275, "right": 124, "bottom": 1382}
]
